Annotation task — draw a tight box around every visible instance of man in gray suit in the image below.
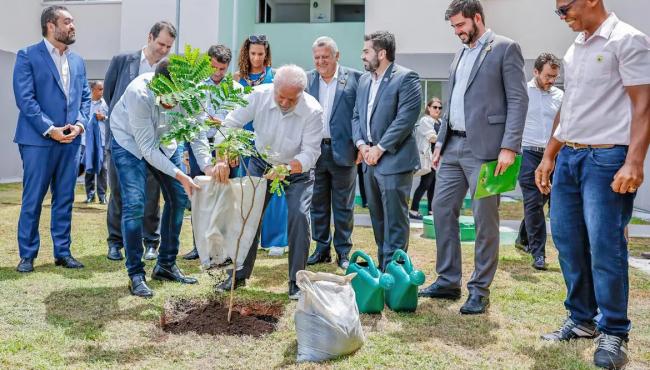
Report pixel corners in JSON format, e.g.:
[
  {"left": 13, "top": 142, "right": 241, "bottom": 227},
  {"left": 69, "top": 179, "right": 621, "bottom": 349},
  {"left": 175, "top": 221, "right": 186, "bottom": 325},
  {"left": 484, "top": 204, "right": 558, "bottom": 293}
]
[
  {"left": 419, "top": 0, "right": 527, "bottom": 315},
  {"left": 352, "top": 31, "right": 422, "bottom": 270},
  {"left": 103, "top": 21, "right": 176, "bottom": 261},
  {"left": 305, "top": 36, "right": 362, "bottom": 270}
]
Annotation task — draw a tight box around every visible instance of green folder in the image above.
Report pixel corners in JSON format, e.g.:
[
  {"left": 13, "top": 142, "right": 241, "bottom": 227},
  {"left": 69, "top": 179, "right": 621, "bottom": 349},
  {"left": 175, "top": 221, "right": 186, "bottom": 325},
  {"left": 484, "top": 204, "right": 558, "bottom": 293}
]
[{"left": 474, "top": 155, "right": 522, "bottom": 200}]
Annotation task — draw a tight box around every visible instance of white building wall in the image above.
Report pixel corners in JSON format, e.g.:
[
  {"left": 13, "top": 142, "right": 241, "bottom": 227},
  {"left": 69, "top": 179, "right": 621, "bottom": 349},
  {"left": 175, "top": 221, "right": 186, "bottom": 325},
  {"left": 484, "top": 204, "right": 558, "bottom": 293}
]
[
  {"left": 119, "top": 0, "right": 220, "bottom": 53},
  {"left": 366, "top": 0, "right": 650, "bottom": 58}
]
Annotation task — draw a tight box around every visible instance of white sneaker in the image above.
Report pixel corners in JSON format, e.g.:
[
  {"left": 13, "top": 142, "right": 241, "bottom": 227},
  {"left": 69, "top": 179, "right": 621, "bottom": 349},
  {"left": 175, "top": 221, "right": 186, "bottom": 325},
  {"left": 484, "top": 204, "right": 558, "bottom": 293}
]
[{"left": 268, "top": 247, "right": 286, "bottom": 257}]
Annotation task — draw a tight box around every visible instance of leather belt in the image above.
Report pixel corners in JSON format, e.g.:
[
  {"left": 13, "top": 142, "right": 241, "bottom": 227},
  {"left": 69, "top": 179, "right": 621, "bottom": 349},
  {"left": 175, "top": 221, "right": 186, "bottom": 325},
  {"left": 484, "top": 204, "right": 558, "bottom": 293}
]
[
  {"left": 565, "top": 142, "right": 615, "bottom": 150},
  {"left": 321, "top": 138, "right": 332, "bottom": 145},
  {"left": 522, "top": 146, "right": 545, "bottom": 153},
  {"left": 450, "top": 130, "right": 466, "bottom": 137}
]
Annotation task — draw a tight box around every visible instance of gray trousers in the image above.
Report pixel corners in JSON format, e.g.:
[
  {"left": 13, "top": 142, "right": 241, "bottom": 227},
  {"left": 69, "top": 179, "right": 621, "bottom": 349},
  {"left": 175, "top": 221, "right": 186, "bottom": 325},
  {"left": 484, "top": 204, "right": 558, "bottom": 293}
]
[
  {"left": 230, "top": 157, "right": 315, "bottom": 282},
  {"left": 363, "top": 163, "right": 413, "bottom": 270},
  {"left": 433, "top": 135, "right": 500, "bottom": 297},
  {"left": 311, "top": 142, "right": 356, "bottom": 258},
  {"left": 106, "top": 149, "right": 161, "bottom": 250}
]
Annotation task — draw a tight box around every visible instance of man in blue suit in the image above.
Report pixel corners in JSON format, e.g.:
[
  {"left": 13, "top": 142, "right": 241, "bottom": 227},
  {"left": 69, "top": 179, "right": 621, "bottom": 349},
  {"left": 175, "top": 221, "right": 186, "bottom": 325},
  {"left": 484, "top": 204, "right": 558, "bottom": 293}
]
[
  {"left": 103, "top": 21, "right": 176, "bottom": 261},
  {"left": 352, "top": 31, "right": 422, "bottom": 270},
  {"left": 305, "top": 36, "right": 362, "bottom": 270},
  {"left": 13, "top": 5, "right": 90, "bottom": 273}
]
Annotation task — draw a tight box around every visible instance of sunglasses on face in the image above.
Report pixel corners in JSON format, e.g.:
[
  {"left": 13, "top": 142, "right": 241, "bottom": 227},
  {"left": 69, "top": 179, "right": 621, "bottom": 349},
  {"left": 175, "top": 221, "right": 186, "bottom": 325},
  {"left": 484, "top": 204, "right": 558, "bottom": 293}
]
[
  {"left": 555, "top": 0, "right": 577, "bottom": 17},
  {"left": 248, "top": 34, "right": 267, "bottom": 43},
  {"left": 431, "top": 106, "right": 442, "bottom": 110}
]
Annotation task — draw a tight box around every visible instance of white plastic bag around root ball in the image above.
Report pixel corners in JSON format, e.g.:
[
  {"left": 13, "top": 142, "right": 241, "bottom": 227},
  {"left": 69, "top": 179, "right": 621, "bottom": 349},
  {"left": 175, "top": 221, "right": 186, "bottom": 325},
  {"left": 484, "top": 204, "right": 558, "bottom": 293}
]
[
  {"left": 295, "top": 270, "right": 365, "bottom": 363},
  {"left": 191, "top": 175, "right": 267, "bottom": 271}
]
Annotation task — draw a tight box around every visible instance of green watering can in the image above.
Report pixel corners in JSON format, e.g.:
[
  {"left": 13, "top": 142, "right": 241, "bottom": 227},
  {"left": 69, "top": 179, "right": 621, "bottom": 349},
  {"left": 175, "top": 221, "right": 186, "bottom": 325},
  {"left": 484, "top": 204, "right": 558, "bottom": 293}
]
[
  {"left": 345, "top": 251, "right": 395, "bottom": 314},
  {"left": 384, "top": 250, "right": 426, "bottom": 312}
]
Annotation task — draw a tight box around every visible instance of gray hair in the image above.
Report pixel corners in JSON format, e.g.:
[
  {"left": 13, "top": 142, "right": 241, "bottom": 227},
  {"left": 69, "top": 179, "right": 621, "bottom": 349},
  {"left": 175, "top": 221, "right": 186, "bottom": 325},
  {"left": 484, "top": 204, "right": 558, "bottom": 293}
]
[
  {"left": 274, "top": 64, "right": 308, "bottom": 90},
  {"left": 312, "top": 36, "right": 339, "bottom": 55}
]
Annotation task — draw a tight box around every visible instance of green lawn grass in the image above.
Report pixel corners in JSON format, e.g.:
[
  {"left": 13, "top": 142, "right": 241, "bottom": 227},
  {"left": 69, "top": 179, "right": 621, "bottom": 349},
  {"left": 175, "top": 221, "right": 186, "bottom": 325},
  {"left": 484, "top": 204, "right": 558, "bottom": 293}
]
[{"left": 1, "top": 183, "right": 649, "bottom": 369}]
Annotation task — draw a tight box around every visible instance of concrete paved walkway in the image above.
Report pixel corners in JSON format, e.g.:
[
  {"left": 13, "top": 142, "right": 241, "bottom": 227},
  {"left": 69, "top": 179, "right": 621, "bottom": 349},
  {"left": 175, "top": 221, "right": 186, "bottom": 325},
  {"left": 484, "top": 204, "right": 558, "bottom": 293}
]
[{"left": 353, "top": 213, "right": 650, "bottom": 238}]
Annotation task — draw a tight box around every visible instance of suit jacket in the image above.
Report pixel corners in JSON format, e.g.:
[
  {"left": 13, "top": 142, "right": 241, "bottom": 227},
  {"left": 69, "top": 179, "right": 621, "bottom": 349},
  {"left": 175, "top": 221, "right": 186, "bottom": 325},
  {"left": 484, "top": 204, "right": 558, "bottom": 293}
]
[
  {"left": 306, "top": 65, "right": 362, "bottom": 167},
  {"left": 352, "top": 63, "right": 422, "bottom": 175},
  {"left": 103, "top": 50, "right": 142, "bottom": 147},
  {"left": 437, "top": 32, "right": 528, "bottom": 160},
  {"left": 13, "top": 40, "right": 91, "bottom": 147}
]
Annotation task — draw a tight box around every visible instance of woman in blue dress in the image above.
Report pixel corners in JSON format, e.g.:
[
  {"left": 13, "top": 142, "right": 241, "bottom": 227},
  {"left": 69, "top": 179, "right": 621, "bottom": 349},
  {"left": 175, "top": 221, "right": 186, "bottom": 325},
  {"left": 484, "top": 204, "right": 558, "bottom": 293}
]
[{"left": 234, "top": 35, "right": 288, "bottom": 256}]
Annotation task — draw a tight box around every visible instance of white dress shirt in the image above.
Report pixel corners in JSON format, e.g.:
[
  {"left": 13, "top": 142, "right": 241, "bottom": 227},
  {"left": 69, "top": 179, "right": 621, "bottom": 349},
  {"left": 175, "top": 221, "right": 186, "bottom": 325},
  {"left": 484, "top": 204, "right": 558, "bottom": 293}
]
[
  {"left": 365, "top": 64, "right": 390, "bottom": 144},
  {"left": 449, "top": 30, "right": 492, "bottom": 132},
  {"left": 201, "top": 77, "right": 244, "bottom": 138},
  {"left": 43, "top": 38, "right": 70, "bottom": 98},
  {"left": 220, "top": 84, "right": 323, "bottom": 171},
  {"left": 554, "top": 13, "right": 650, "bottom": 145},
  {"left": 110, "top": 73, "right": 210, "bottom": 177},
  {"left": 317, "top": 65, "right": 339, "bottom": 138},
  {"left": 522, "top": 79, "right": 563, "bottom": 148},
  {"left": 139, "top": 47, "right": 159, "bottom": 75}
]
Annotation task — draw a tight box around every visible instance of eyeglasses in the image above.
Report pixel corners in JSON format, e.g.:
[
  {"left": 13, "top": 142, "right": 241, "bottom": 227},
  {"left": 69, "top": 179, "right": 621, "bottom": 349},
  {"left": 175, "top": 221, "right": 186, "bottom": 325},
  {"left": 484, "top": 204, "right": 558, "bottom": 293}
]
[
  {"left": 555, "top": 0, "right": 577, "bottom": 17},
  {"left": 248, "top": 34, "right": 267, "bottom": 43},
  {"left": 432, "top": 106, "right": 443, "bottom": 110}
]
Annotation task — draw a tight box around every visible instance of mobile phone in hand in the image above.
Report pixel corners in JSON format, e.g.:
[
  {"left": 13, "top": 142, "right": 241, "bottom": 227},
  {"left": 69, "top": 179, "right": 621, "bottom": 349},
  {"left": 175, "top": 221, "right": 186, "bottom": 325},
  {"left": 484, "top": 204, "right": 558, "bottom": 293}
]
[{"left": 63, "top": 128, "right": 71, "bottom": 135}]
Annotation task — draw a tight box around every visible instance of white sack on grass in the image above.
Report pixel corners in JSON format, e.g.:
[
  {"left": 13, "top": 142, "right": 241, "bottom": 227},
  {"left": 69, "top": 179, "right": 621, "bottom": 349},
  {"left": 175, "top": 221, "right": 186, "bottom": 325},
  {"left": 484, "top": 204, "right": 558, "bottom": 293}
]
[
  {"left": 191, "top": 176, "right": 267, "bottom": 271},
  {"left": 295, "top": 270, "right": 365, "bottom": 362}
]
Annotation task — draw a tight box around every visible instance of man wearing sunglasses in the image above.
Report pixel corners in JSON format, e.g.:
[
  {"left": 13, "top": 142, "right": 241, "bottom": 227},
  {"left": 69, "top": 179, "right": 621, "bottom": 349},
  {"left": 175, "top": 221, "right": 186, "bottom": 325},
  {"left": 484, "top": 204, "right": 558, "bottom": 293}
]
[
  {"left": 419, "top": 0, "right": 527, "bottom": 315},
  {"left": 536, "top": 1, "right": 650, "bottom": 369}
]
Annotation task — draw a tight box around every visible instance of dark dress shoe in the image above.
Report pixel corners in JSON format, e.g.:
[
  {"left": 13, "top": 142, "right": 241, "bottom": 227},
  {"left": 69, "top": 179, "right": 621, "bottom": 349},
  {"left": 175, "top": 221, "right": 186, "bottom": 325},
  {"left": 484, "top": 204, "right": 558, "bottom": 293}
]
[
  {"left": 459, "top": 294, "right": 490, "bottom": 315},
  {"left": 98, "top": 197, "right": 107, "bottom": 205},
  {"left": 214, "top": 275, "right": 246, "bottom": 293},
  {"left": 107, "top": 246, "right": 124, "bottom": 261},
  {"left": 143, "top": 247, "right": 158, "bottom": 261},
  {"left": 307, "top": 251, "right": 331, "bottom": 265},
  {"left": 515, "top": 240, "right": 530, "bottom": 253},
  {"left": 418, "top": 282, "right": 461, "bottom": 300},
  {"left": 182, "top": 247, "right": 199, "bottom": 260},
  {"left": 54, "top": 256, "right": 84, "bottom": 269},
  {"left": 151, "top": 264, "right": 197, "bottom": 284},
  {"left": 289, "top": 281, "right": 301, "bottom": 300},
  {"left": 129, "top": 275, "right": 154, "bottom": 298},
  {"left": 16, "top": 258, "right": 34, "bottom": 273},
  {"left": 337, "top": 255, "right": 350, "bottom": 270},
  {"left": 408, "top": 210, "right": 423, "bottom": 220}
]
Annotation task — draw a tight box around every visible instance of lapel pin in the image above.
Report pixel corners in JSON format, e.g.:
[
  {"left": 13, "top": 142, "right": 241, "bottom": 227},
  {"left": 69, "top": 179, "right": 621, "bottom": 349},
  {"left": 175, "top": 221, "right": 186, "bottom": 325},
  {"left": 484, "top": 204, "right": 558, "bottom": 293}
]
[{"left": 596, "top": 55, "right": 604, "bottom": 62}]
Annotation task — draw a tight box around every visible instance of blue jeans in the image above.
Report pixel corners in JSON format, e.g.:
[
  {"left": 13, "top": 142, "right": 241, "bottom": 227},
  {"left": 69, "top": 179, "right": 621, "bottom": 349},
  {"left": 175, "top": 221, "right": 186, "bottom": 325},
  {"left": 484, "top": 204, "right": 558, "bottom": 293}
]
[
  {"left": 551, "top": 145, "right": 634, "bottom": 337},
  {"left": 111, "top": 140, "right": 188, "bottom": 277}
]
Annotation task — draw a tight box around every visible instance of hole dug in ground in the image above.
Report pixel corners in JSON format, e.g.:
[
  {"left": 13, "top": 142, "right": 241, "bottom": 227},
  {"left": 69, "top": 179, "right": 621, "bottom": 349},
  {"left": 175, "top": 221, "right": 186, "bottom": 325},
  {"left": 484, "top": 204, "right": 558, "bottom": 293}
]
[{"left": 161, "top": 298, "right": 283, "bottom": 337}]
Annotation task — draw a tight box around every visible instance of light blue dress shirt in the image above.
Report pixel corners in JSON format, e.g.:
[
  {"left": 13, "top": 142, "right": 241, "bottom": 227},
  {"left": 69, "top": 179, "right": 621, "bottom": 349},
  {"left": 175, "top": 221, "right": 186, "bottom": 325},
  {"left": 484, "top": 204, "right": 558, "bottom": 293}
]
[
  {"left": 110, "top": 73, "right": 211, "bottom": 177},
  {"left": 449, "top": 30, "right": 493, "bottom": 132}
]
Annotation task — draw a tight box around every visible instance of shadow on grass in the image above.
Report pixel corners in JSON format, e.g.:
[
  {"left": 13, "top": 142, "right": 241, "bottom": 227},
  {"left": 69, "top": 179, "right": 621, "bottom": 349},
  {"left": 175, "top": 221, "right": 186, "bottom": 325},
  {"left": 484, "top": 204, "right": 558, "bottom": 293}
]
[
  {"left": 64, "top": 344, "right": 160, "bottom": 367},
  {"left": 44, "top": 286, "right": 157, "bottom": 340},
  {"left": 518, "top": 343, "right": 592, "bottom": 370},
  {"left": 386, "top": 299, "right": 499, "bottom": 349},
  {"left": 72, "top": 206, "right": 107, "bottom": 214},
  {"left": 0, "top": 254, "right": 124, "bottom": 282},
  {"left": 499, "top": 255, "right": 560, "bottom": 283}
]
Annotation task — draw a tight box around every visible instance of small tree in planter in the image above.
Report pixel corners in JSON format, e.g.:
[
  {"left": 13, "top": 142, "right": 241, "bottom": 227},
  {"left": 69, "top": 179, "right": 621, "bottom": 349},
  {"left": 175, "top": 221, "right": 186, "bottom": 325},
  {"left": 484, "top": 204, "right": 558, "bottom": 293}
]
[{"left": 148, "top": 45, "right": 287, "bottom": 322}]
